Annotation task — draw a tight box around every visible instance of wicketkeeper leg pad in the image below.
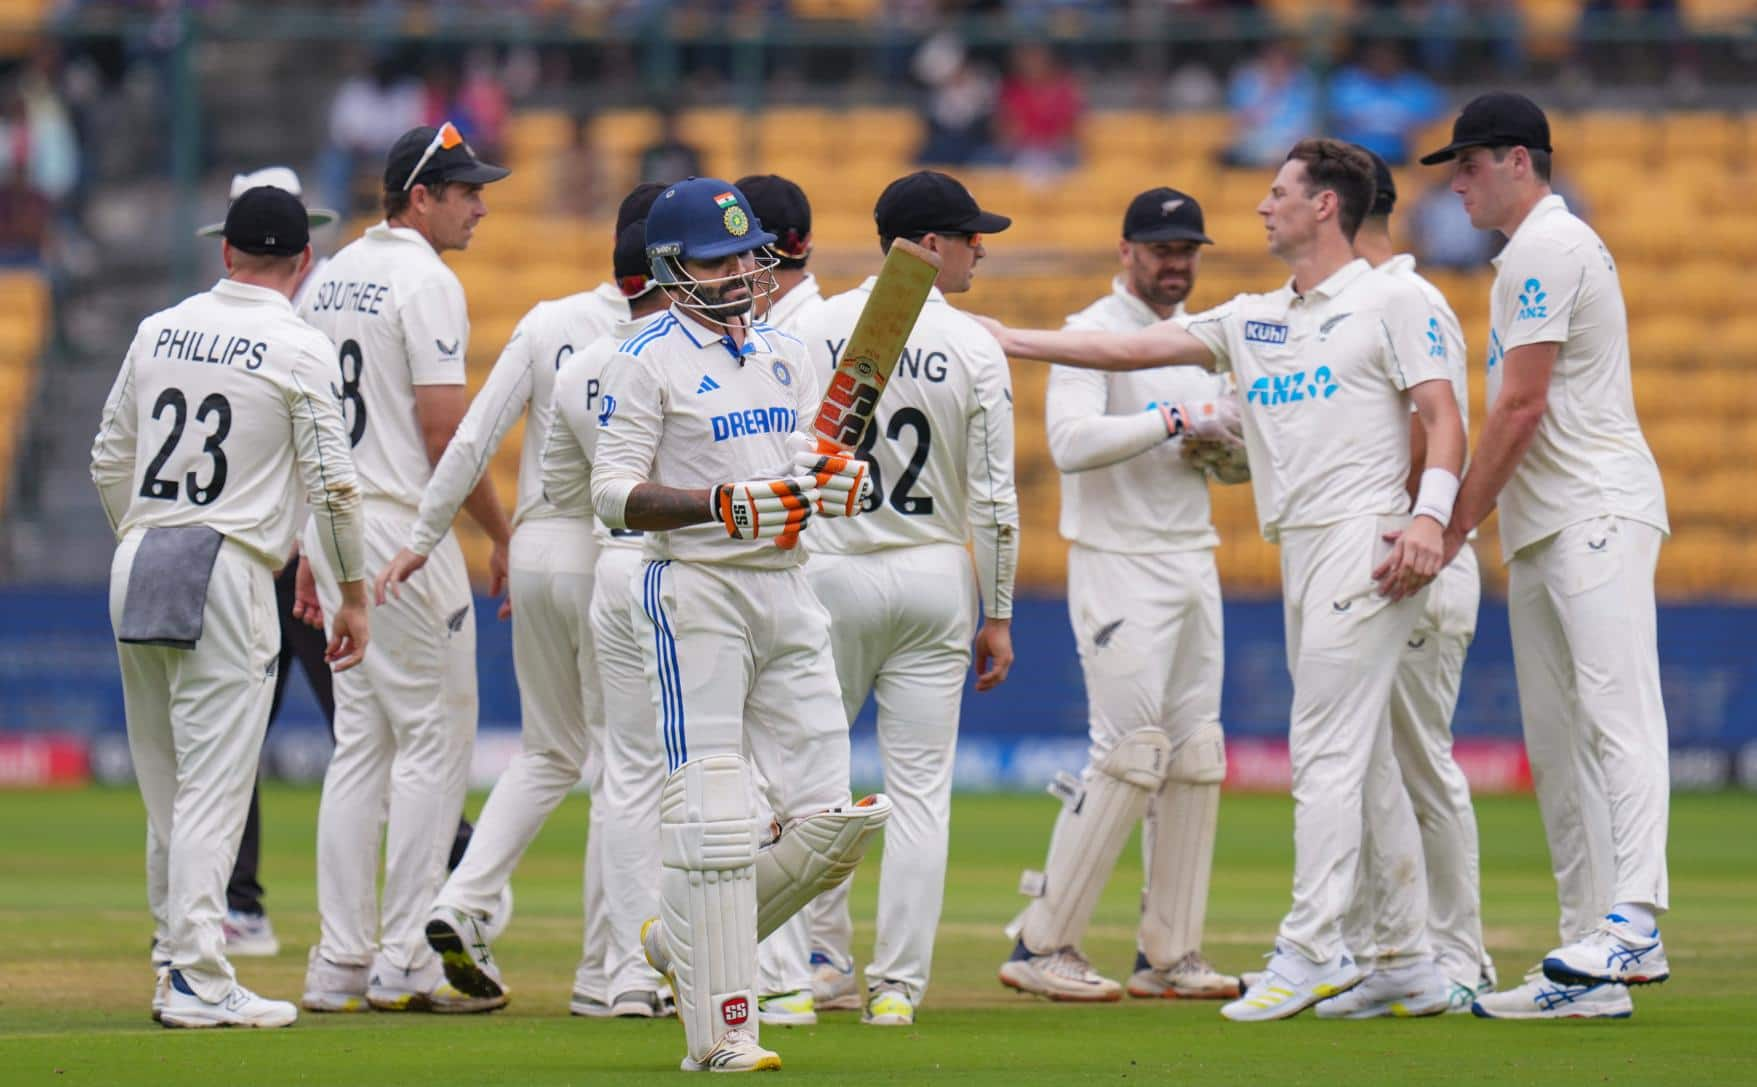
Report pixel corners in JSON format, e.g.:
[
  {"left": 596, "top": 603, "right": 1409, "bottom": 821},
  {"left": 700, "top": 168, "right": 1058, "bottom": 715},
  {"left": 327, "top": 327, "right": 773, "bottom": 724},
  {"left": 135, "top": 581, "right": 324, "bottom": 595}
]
[
  {"left": 755, "top": 794, "right": 892, "bottom": 940},
  {"left": 660, "top": 755, "right": 759, "bottom": 1062},
  {"left": 1017, "top": 729, "right": 1171, "bottom": 954},
  {"left": 1138, "top": 724, "right": 1226, "bottom": 969}
]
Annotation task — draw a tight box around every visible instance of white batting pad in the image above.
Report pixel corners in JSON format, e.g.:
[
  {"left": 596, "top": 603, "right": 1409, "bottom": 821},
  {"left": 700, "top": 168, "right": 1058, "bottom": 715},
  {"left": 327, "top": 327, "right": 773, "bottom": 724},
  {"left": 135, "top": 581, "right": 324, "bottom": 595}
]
[
  {"left": 755, "top": 795, "right": 892, "bottom": 940},
  {"left": 660, "top": 755, "right": 759, "bottom": 1062},
  {"left": 1018, "top": 729, "right": 1170, "bottom": 953},
  {"left": 1139, "top": 724, "right": 1226, "bottom": 968}
]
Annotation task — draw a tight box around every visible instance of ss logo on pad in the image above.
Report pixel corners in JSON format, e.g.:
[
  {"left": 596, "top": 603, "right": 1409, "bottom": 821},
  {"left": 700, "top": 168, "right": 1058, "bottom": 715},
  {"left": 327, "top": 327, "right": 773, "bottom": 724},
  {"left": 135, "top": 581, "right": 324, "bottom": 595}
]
[{"left": 720, "top": 996, "right": 750, "bottom": 1026}]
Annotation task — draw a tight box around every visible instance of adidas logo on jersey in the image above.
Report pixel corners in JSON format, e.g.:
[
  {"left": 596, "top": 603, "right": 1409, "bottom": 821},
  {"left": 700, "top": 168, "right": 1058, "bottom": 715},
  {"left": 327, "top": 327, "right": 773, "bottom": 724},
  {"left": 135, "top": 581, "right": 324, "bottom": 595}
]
[{"left": 697, "top": 375, "right": 721, "bottom": 394}]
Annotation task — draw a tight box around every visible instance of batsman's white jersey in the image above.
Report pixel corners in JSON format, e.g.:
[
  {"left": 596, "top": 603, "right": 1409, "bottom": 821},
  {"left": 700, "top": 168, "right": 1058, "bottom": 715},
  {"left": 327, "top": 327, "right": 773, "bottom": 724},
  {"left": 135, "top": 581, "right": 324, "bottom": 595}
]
[
  {"left": 92, "top": 278, "right": 363, "bottom": 1003},
  {"left": 297, "top": 221, "right": 480, "bottom": 978},
  {"left": 796, "top": 279, "right": 1019, "bottom": 1003},
  {"left": 590, "top": 304, "right": 851, "bottom": 1062},
  {"left": 749, "top": 277, "right": 829, "bottom": 1002},
  {"left": 1343, "top": 254, "right": 1492, "bottom": 991},
  {"left": 413, "top": 285, "right": 629, "bottom": 1003},
  {"left": 544, "top": 311, "right": 670, "bottom": 1000},
  {"left": 1181, "top": 259, "right": 1452, "bottom": 964},
  {"left": 1488, "top": 195, "right": 1669, "bottom": 938},
  {"left": 1012, "top": 279, "right": 1229, "bottom": 975}
]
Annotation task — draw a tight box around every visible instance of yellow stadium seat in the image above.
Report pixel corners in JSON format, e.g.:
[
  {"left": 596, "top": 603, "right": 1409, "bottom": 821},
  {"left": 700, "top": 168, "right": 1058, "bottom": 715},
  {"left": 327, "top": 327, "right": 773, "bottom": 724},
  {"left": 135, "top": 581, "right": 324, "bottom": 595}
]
[{"left": 591, "top": 109, "right": 660, "bottom": 157}]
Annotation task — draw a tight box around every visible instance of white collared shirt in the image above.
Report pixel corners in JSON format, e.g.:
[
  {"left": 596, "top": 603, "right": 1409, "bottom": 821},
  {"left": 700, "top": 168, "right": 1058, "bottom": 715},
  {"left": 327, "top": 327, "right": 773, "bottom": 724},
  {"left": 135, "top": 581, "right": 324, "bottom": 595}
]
[
  {"left": 298, "top": 220, "right": 470, "bottom": 509},
  {"left": 406, "top": 284, "right": 628, "bottom": 555},
  {"left": 91, "top": 278, "right": 364, "bottom": 579},
  {"left": 543, "top": 313, "right": 662, "bottom": 552},
  {"left": 1047, "top": 277, "right": 1225, "bottom": 554},
  {"left": 1181, "top": 258, "right": 1451, "bottom": 541},
  {"left": 797, "top": 277, "right": 1019, "bottom": 619},
  {"left": 1487, "top": 193, "right": 1667, "bottom": 559},
  {"left": 589, "top": 304, "right": 821, "bottom": 569}
]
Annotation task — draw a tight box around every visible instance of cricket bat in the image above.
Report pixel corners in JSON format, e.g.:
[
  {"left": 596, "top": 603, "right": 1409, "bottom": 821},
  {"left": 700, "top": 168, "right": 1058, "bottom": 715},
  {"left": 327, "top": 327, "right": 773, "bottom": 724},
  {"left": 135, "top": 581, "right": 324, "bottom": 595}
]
[{"left": 779, "top": 237, "right": 940, "bottom": 549}]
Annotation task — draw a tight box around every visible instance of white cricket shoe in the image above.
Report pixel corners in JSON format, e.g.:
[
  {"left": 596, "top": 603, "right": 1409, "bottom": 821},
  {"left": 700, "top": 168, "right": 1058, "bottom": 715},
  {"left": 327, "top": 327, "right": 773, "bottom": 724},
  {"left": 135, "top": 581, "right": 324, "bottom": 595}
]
[
  {"left": 758, "top": 989, "right": 817, "bottom": 1026},
  {"left": 425, "top": 905, "right": 507, "bottom": 1001},
  {"left": 611, "top": 989, "right": 675, "bottom": 1018},
  {"left": 862, "top": 981, "right": 915, "bottom": 1027},
  {"left": 1542, "top": 914, "right": 1670, "bottom": 987},
  {"left": 1220, "top": 943, "right": 1363, "bottom": 1022},
  {"left": 159, "top": 970, "right": 296, "bottom": 1029},
  {"left": 301, "top": 947, "right": 368, "bottom": 1013},
  {"left": 569, "top": 992, "right": 613, "bottom": 1018},
  {"left": 998, "top": 940, "right": 1123, "bottom": 1002},
  {"left": 810, "top": 949, "right": 861, "bottom": 1011},
  {"left": 1471, "top": 965, "right": 1633, "bottom": 1020},
  {"left": 1313, "top": 959, "right": 1452, "bottom": 1019},
  {"left": 680, "top": 1027, "right": 781, "bottom": 1073},
  {"left": 222, "top": 910, "right": 281, "bottom": 958},
  {"left": 367, "top": 952, "right": 507, "bottom": 1013},
  {"left": 1445, "top": 973, "right": 1494, "bottom": 1014},
  {"left": 1127, "top": 950, "right": 1242, "bottom": 1000}
]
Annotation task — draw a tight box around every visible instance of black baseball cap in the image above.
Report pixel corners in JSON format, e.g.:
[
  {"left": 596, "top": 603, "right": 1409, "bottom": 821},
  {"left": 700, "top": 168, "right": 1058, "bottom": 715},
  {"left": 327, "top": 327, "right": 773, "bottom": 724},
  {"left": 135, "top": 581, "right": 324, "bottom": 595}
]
[
  {"left": 874, "top": 170, "right": 1012, "bottom": 240},
  {"left": 383, "top": 122, "right": 510, "bottom": 192},
  {"left": 617, "top": 183, "right": 665, "bottom": 235},
  {"left": 223, "top": 186, "right": 310, "bottom": 256},
  {"left": 737, "top": 174, "right": 812, "bottom": 258},
  {"left": 1360, "top": 147, "right": 1396, "bottom": 216},
  {"left": 1419, "top": 92, "right": 1552, "bottom": 166},
  {"left": 1122, "top": 187, "right": 1212, "bottom": 244}
]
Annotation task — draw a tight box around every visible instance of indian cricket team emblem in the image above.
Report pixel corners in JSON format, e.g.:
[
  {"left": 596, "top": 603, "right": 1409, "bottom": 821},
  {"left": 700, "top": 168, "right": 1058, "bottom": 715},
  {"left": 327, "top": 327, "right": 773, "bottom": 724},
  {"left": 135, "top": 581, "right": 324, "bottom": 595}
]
[
  {"left": 720, "top": 995, "right": 750, "bottom": 1026},
  {"left": 771, "top": 359, "right": 792, "bottom": 386},
  {"left": 723, "top": 206, "right": 749, "bottom": 237}
]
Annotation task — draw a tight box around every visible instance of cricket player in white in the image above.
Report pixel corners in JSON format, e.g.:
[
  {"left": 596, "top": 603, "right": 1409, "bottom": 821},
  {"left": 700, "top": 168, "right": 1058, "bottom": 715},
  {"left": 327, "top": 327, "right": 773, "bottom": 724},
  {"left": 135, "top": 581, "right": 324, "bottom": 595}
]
[
  {"left": 978, "top": 139, "right": 1465, "bottom": 1022},
  {"left": 543, "top": 221, "right": 675, "bottom": 1018},
  {"left": 297, "top": 123, "right": 515, "bottom": 1013},
  {"left": 92, "top": 187, "right": 367, "bottom": 1028},
  {"left": 1421, "top": 94, "right": 1670, "bottom": 1019},
  {"left": 735, "top": 174, "right": 833, "bottom": 1025},
  {"left": 1001, "top": 187, "right": 1241, "bottom": 1005},
  {"left": 1324, "top": 149, "right": 1494, "bottom": 1018},
  {"left": 373, "top": 185, "right": 666, "bottom": 1017},
  {"left": 590, "top": 177, "right": 889, "bottom": 1072},
  {"left": 800, "top": 170, "right": 1020, "bottom": 1028}
]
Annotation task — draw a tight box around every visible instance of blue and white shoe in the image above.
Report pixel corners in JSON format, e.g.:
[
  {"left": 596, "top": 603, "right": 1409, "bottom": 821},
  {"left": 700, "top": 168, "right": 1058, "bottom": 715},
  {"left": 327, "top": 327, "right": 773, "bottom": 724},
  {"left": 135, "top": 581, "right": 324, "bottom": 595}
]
[
  {"left": 1444, "top": 972, "right": 1494, "bottom": 1014},
  {"left": 160, "top": 969, "right": 297, "bottom": 1029},
  {"left": 811, "top": 949, "right": 861, "bottom": 1011},
  {"left": 1470, "top": 965, "right": 1633, "bottom": 1020},
  {"left": 1220, "top": 942, "right": 1363, "bottom": 1022},
  {"left": 1542, "top": 914, "right": 1669, "bottom": 987}
]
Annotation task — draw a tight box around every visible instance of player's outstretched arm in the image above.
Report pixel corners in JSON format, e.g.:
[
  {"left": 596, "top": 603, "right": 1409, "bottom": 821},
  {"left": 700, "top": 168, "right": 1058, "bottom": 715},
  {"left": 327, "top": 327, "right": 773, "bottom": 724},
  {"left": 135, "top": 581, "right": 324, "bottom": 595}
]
[
  {"left": 972, "top": 314, "right": 1215, "bottom": 372},
  {"left": 414, "top": 383, "right": 513, "bottom": 606},
  {"left": 1443, "top": 341, "right": 1557, "bottom": 561}
]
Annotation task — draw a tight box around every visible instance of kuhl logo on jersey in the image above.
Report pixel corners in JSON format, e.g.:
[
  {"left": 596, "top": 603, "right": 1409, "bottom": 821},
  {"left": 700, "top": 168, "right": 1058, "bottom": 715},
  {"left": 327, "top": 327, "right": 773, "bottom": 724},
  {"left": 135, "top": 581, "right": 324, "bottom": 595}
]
[
  {"left": 1244, "top": 320, "right": 1290, "bottom": 345},
  {"left": 1516, "top": 278, "right": 1548, "bottom": 321},
  {"left": 1246, "top": 366, "right": 1338, "bottom": 406},
  {"left": 711, "top": 406, "right": 797, "bottom": 442},
  {"left": 1426, "top": 317, "right": 1447, "bottom": 359}
]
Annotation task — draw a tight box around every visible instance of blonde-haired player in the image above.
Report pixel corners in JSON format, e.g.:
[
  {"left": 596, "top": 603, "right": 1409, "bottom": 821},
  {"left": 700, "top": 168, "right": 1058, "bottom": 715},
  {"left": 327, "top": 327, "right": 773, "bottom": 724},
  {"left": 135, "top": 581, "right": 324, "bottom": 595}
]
[
  {"left": 297, "top": 123, "right": 513, "bottom": 1013},
  {"left": 1001, "top": 187, "right": 1241, "bottom": 1004},
  {"left": 799, "top": 170, "right": 1019, "bottom": 1027},
  {"left": 1423, "top": 94, "right": 1670, "bottom": 1019},
  {"left": 92, "top": 187, "right": 367, "bottom": 1028}
]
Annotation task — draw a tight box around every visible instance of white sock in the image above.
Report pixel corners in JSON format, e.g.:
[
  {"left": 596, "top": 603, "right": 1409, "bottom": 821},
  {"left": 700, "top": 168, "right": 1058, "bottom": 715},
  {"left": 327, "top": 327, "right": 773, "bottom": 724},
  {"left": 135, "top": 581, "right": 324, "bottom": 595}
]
[{"left": 1611, "top": 902, "right": 1657, "bottom": 934}]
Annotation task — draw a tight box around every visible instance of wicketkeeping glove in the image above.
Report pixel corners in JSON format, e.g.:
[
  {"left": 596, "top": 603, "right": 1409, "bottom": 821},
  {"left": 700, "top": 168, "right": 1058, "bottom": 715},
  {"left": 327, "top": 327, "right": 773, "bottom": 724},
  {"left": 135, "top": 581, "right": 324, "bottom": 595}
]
[
  {"left": 711, "top": 477, "right": 817, "bottom": 540},
  {"left": 788, "top": 432, "right": 873, "bottom": 518}
]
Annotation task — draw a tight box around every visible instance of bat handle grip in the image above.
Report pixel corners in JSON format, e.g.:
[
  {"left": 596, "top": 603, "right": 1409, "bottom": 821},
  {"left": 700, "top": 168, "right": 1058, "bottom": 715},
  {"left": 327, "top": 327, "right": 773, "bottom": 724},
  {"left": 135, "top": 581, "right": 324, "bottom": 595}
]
[{"left": 776, "top": 435, "right": 851, "bottom": 550}]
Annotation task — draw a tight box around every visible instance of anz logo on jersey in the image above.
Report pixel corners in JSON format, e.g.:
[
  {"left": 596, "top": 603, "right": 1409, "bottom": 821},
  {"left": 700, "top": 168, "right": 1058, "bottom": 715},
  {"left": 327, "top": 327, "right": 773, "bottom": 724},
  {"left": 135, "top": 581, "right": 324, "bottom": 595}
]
[
  {"left": 1516, "top": 278, "right": 1548, "bottom": 321},
  {"left": 711, "top": 405, "right": 797, "bottom": 442},
  {"left": 1426, "top": 318, "right": 1447, "bottom": 359},
  {"left": 1246, "top": 366, "right": 1339, "bottom": 407}
]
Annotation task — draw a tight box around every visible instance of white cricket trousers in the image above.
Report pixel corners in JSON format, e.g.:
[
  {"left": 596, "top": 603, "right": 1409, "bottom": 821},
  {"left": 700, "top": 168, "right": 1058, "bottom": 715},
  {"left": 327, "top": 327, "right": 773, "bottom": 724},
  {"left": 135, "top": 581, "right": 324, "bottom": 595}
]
[
  {"left": 803, "top": 544, "right": 975, "bottom": 1003},
  {"left": 1347, "top": 546, "right": 1488, "bottom": 983},
  {"left": 1277, "top": 515, "right": 1427, "bottom": 964},
  {"left": 593, "top": 541, "right": 668, "bottom": 999},
  {"left": 112, "top": 532, "right": 278, "bottom": 1002},
  {"left": 305, "top": 500, "right": 478, "bottom": 971},
  {"left": 1507, "top": 516, "right": 1669, "bottom": 941},
  {"left": 433, "top": 518, "right": 610, "bottom": 990},
  {"left": 1067, "top": 544, "right": 1225, "bottom": 960}
]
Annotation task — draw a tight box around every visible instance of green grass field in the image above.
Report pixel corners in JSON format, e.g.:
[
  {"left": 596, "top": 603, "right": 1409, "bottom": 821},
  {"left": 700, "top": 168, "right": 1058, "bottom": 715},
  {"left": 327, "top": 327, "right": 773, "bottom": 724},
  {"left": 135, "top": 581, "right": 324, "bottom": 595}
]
[{"left": 2, "top": 786, "right": 1753, "bottom": 1084}]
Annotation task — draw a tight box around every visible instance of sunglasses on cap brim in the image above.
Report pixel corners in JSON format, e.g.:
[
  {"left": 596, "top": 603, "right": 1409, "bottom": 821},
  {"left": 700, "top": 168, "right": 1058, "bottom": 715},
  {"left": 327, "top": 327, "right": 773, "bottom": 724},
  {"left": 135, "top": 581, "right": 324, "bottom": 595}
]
[{"left": 402, "top": 122, "right": 464, "bottom": 192}]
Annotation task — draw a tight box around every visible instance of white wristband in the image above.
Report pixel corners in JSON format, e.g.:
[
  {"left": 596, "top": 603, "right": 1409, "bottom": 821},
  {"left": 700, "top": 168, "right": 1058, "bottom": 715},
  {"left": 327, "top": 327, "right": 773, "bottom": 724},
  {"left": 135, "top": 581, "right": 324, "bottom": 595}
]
[{"left": 1413, "top": 467, "right": 1459, "bottom": 525}]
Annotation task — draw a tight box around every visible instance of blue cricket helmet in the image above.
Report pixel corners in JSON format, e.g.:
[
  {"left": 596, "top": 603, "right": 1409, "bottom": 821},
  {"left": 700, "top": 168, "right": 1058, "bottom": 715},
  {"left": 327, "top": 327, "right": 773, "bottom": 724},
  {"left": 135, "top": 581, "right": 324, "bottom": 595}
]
[{"left": 644, "top": 177, "right": 778, "bottom": 283}]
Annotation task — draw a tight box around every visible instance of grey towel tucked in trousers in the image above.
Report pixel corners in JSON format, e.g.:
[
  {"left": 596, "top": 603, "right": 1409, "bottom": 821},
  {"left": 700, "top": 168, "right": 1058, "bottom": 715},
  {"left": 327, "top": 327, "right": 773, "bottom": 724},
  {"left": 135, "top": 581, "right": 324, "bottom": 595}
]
[{"left": 117, "top": 525, "right": 227, "bottom": 649}]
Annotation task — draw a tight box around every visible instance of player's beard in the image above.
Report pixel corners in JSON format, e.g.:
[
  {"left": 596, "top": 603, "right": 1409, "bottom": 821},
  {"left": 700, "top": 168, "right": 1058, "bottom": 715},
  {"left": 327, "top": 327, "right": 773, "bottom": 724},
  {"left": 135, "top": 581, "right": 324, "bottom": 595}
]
[{"left": 1131, "top": 271, "right": 1190, "bottom": 311}]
